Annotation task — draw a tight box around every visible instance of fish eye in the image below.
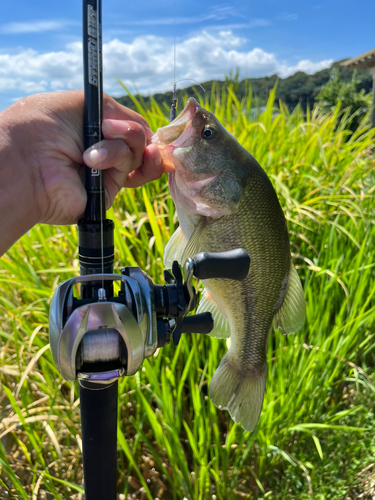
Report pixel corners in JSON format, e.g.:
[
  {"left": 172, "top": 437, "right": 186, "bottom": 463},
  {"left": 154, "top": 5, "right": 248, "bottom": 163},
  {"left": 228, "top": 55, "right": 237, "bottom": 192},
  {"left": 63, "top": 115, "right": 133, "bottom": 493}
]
[{"left": 201, "top": 126, "right": 216, "bottom": 140}]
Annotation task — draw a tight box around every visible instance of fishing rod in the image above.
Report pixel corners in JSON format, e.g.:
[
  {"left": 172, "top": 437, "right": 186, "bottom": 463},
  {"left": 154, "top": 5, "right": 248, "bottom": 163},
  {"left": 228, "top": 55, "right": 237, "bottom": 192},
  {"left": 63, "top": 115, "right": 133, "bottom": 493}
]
[{"left": 48, "top": 1, "right": 250, "bottom": 498}]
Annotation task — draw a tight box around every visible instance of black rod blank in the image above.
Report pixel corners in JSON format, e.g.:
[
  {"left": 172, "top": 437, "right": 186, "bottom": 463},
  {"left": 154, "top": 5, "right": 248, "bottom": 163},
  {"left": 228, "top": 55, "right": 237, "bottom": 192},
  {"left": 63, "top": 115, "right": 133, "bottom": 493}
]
[
  {"left": 79, "top": 3, "right": 118, "bottom": 500},
  {"left": 79, "top": 380, "right": 118, "bottom": 500},
  {"left": 82, "top": 0, "right": 105, "bottom": 222},
  {"left": 79, "top": 0, "right": 114, "bottom": 290}
]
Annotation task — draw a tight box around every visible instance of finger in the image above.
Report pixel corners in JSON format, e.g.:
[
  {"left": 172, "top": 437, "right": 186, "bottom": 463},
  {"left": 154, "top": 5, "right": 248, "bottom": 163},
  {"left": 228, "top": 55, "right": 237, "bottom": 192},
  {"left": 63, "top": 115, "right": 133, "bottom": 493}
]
[
  {"left": 83, "top": 138, "right": 131, "bottom": 174},
  {"left": 102, "top": 119, "right": 146, "bottom": 168},
  {"left": 83, "top": 138, "right": 134, "bottom": 206},
  {"left": 103, "top": 93, "right": 154, "bottom": 138},
  {"left": 124, "top": 144, "right": 167, "bottom": 188}
]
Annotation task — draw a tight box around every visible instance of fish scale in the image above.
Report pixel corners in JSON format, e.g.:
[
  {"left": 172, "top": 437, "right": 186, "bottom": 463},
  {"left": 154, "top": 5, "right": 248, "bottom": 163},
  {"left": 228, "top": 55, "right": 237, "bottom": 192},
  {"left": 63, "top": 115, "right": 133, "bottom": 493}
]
[
  {"left": 200, "top": 180, "right": 289, "bottom": 366},
  {"left": 152, "top": 97, "right": 306, "bottom": 431}
]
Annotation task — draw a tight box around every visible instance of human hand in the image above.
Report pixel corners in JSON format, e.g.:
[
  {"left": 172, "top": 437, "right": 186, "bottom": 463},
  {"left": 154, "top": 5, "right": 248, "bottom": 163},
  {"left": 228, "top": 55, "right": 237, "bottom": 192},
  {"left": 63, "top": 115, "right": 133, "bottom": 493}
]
[
  {"left": 0, "top": 90, "right": 173, "bottom": 255},
  {"left": 1, "top": 90, "right": 169, "bottom": 226}
]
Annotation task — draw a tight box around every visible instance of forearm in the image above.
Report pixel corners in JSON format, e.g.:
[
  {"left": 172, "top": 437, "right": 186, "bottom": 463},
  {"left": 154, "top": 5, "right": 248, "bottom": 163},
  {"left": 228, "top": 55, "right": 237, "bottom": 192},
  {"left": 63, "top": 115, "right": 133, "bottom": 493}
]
[{"left": 0, "top": 120, "right": 40, "bottom": 256}]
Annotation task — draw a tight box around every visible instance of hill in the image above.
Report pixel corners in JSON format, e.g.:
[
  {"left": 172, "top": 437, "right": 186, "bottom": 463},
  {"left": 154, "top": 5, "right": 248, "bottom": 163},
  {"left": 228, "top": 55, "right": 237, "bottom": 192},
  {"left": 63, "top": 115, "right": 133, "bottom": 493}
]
[{"left": 115, "top": 60, "right": 373, "bottom": 113}]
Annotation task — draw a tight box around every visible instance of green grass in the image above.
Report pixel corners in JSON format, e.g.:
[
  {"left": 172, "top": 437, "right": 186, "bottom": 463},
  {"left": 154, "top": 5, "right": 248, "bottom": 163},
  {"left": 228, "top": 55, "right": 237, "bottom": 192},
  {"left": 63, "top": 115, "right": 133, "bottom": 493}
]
[{"left": 1, "top": 86, "right": 375, "bottom": 499}]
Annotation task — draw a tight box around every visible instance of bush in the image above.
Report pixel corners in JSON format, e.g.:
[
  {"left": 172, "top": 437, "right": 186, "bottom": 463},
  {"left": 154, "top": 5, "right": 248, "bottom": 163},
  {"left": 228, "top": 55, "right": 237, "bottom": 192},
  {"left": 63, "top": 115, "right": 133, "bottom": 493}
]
[{"left": 315, "top": 69, "right": 371, "bottom": 130}]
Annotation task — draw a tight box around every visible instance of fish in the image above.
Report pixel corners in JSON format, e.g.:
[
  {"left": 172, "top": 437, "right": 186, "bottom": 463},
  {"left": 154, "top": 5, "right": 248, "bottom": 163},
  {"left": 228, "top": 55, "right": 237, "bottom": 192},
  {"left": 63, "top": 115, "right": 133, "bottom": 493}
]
[{"left": 151, "top": 97, "right": 306, "bottom": 431}]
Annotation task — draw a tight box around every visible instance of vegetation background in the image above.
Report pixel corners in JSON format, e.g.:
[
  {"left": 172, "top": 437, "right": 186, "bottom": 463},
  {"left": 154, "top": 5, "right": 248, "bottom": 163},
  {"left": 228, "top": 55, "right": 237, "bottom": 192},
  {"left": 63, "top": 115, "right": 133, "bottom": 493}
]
[
  {"left": 116, "top": 61, "right": 373, "bottom": 116},
  {"left": 0, "top": 64, "right": 375, "bottom": 499}
]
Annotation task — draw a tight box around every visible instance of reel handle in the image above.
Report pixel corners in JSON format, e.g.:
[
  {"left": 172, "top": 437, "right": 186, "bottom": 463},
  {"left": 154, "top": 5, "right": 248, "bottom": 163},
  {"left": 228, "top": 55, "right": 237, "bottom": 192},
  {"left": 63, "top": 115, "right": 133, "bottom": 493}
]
[
  {"left": 193, "top": 248, "right": 250, "bottom": 281},
  {"left": 182, "top": 312, "right": 214, "bottom": 334}
]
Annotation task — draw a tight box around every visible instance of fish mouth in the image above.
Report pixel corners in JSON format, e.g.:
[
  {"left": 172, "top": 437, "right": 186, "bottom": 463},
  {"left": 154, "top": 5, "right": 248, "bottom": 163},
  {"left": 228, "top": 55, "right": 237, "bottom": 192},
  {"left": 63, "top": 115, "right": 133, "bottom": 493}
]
[
  {"left": 151, "top": 97, "right": 202, "bottom": 171},
  {"left": 153, "top": 98, "right": 227, "bottom": 218},
  {"left": 152, "top": 97, "right": 201, "bottom": 145}
]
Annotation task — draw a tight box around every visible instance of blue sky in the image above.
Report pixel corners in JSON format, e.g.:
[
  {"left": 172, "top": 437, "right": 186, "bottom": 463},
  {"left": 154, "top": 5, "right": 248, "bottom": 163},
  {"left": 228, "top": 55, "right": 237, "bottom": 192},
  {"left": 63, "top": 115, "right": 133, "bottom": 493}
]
[{"left": 0, "top": 0, "right": 374, "bottom": 111}]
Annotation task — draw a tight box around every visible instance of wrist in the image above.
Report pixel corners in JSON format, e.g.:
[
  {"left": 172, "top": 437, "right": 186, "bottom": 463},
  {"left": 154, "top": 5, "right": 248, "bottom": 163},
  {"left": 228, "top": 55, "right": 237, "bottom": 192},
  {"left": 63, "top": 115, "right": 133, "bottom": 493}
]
[{"left": 0, "top": 107, "right": 42, "bottom": 255}]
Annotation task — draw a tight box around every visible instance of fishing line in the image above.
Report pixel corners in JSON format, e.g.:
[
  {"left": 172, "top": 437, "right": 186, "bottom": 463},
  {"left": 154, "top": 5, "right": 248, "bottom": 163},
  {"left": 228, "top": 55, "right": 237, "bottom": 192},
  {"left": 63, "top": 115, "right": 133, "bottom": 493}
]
[
  {"left": 175, "top": 79, "right": 206, "bottom": 93},
  {"left": 169, "top": 0, "right": 178, "bottom": 122},
  {"left": 97, "top": 0, "right": 105, "bottom": 290},
  {"left": 169, "top": 3, "right": 205, "bottom": 122},
  {"left": 169, "top": 2, "right": 207, "bottom": 120},
  {"left": 174, "top": 0, "right": 176, "bottom": 86}
]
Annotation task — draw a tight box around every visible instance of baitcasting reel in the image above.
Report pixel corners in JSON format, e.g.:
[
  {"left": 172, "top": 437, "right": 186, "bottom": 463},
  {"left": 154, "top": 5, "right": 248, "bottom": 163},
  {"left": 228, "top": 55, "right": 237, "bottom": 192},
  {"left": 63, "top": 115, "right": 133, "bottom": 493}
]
[{"left": 49, "top": 249, "right": 250, "bottom": 384}]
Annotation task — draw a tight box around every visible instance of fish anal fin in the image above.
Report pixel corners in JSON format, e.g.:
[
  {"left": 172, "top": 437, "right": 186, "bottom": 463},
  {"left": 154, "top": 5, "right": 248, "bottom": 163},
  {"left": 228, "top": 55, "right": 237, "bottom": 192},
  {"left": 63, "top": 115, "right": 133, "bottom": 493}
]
[
  {"left": 163, "top": 226, "right": 188, "bottom": 269},
  {"left": 197, "top": 290, "right": 231, "bottom": 339},
  {"left": 273, "top": 263, "right": 306, "bottom": 335}
]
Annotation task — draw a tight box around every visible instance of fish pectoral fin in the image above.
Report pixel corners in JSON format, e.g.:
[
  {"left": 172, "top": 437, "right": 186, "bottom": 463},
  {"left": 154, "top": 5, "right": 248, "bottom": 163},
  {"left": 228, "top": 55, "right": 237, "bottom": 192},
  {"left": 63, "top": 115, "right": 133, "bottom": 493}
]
[
  {"left": 273, "top": 263, "right": 306, "bottom": 335},
  {"left": 197, "top": 289, "right": 231, "bottom": 339},
  {"left": 181, "top": 218, "right": 205, "bottom": 265},
  {"left": 163, "top": 226, "right": 188, "bottom": 268}
]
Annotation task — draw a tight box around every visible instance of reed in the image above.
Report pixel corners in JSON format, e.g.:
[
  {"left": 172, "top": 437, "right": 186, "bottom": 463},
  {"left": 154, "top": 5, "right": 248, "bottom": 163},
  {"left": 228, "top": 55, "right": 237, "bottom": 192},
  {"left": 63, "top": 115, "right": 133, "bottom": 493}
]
[{"left": 0, "top": 86, "right": 374, "bottom": 499}]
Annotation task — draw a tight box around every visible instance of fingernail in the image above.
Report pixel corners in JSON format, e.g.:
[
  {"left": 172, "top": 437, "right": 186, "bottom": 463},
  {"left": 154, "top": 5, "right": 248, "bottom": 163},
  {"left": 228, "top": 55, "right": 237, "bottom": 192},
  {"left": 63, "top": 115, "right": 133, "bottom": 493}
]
[
  {"left": 104, "top": 120, "right": 124, "bottom": 138},
  {"left": 154, "top": 154, "right": 162, "bottom": 166},
  {"left": 145, "top": 127, "right": 154, "bottom": 140},
  {"left": 84, "top": 147, "right": 108, "bottom": 166}
]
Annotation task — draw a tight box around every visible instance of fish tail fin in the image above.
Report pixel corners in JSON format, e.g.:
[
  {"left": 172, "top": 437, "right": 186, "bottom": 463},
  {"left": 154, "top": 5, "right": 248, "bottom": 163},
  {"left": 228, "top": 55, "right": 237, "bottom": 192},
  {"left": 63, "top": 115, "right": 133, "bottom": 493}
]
[{"left": 209, "top": 351, "right": 267, "bottom": 432}]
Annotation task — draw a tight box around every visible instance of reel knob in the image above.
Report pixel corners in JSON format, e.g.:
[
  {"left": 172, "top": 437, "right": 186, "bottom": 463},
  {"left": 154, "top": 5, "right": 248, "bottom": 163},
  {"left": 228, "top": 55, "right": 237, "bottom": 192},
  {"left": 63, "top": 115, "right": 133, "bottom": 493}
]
[
  {"left": 192, "top": 249, "right": 251, "bottom": 281},
  {"left": 155, "top": 248, "right": 251, "bottom": 346},
  {"left": 182, "top": 312, "right": 214, "bottom": 334}
]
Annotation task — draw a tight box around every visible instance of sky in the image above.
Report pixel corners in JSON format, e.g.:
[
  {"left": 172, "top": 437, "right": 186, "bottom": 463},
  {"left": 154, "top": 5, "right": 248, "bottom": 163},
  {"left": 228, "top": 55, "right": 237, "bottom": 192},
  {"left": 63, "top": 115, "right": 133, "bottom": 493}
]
[{"left": 0, "top": 0, "right": 374, "bottom": 111}]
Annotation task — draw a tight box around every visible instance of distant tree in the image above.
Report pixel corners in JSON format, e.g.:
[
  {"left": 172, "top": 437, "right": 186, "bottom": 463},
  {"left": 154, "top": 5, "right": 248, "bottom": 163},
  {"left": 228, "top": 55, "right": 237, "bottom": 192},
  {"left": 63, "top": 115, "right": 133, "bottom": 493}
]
[
  {"left": 315, "top": 69, "right": 371, "bottom": 130},
  {"left": 114, "top": 63, "right": 372, "bottom": 117}
]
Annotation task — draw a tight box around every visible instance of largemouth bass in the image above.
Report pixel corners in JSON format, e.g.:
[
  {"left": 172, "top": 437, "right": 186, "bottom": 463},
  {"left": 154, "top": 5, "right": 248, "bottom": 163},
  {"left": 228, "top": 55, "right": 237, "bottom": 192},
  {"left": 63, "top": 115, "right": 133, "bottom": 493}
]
[{"left": 152, "top": 98, "right": 306, "bottom": 431}]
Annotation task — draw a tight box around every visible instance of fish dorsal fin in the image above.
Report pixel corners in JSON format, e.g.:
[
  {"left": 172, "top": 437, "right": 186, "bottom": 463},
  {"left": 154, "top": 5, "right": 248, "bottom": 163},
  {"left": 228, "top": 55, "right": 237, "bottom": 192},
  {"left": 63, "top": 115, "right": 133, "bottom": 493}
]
[
  {"left": 163, "top": 226, "right": 188, "bottom": 268},
  {"left": 197, "top": 290, "right": 231, "bottom": 339},
  {"left": 181, "top": 218, "right": 206, "bottom": 265},
  {"left": 273, "top": 263, "right": 306, "bottom": 335}
]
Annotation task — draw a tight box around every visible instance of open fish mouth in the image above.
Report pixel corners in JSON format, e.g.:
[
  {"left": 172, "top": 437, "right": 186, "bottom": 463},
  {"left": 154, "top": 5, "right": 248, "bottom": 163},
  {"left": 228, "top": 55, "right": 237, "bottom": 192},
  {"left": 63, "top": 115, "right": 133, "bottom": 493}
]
[
  {"left": 151, "top": 97, "right": 202, "bottom": 171},
  {"left": 152, "top": 97, "right": 201, "bottom": 145},
  {"left": 152, "top": 97, "right": 221, "bottom": 206}
]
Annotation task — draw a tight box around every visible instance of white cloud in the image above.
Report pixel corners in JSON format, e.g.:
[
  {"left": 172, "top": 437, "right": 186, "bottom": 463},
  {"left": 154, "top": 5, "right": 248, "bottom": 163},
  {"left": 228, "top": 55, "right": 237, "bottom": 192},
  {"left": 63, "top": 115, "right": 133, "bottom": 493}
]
[
  {"left": 115, "top": 6, "right": 250, "bottom": 26},
  {"left": 278, "top": 59, "right": 333, "bottom": 78},
  {"left": 0, "top": 19, "right": 77, "bottom": 34},
  {"left": 0, "top": 43, "right": 82, "bottom": 85},
  {"left": 278, "top": 13, "right": 299, "bottom": 21},
  {"left": 124, "top": 15, "right": 268, "bottom": 27},
  {"left": 0, "top": 77, "right": 18, "bottom": 91},
  {"left": 0, "top": 31, "right": 333, "bottom": 103}
]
